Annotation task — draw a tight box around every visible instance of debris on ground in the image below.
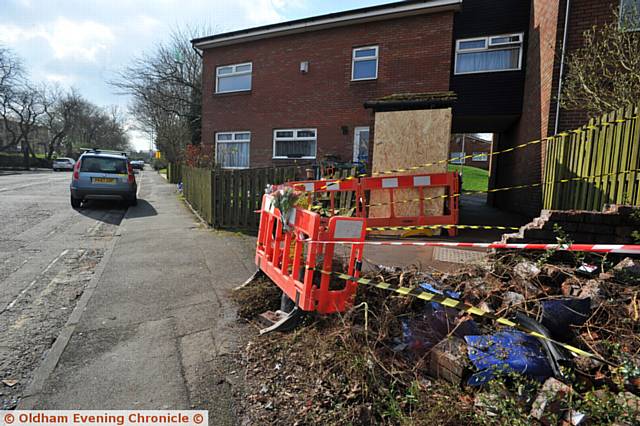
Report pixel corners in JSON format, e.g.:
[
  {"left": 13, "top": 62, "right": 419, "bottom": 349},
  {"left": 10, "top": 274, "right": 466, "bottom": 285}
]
[
  {"left": 231, "top": 274, "right": 282, "bottom": 321},
  {"left": 233, "top": 250, "right": 640, "bottom": 425}
]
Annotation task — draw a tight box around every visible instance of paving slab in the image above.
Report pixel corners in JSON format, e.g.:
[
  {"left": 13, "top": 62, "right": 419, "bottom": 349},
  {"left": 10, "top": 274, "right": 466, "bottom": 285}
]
[{"left": 19, "top": 171, "right": 256, "bottom": 422}]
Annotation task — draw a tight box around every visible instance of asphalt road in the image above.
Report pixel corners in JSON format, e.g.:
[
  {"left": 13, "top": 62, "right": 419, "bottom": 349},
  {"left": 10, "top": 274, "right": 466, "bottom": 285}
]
[
  {"left": 1, "top": 168, "right": 256, "bottom": 421},
  {"left": 0, "top": 169, "right": 128, "bottom": 408}
]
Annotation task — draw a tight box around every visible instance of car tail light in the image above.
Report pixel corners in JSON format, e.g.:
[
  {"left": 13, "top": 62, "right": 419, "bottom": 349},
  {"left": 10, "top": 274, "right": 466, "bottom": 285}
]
[
  {"left": 128, "top": 163, "right": 135, "bottom": 184},
  {"left": 73, "top": 160, "right": 81, "bottom": 180}
]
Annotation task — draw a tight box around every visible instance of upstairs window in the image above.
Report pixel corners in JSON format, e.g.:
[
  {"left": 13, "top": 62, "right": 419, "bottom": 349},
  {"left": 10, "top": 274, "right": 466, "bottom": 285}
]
[
  {"left": 352, "top": 46, "right": 378, "bottom": 81},
  {"left": 620, "top": 0, "right": 640, "bottom": 31},
  {"left": 455, "top": 33, "right": 523, "bottom": 75},
  {"left": 216, "top": 131, "right": 250, "bottom": 169},
  {"left": 273, "top": 129, "right": 317, "bottom": 159},
  {"left": 216, "top": 63, "right": 252, "bottom": 93}
]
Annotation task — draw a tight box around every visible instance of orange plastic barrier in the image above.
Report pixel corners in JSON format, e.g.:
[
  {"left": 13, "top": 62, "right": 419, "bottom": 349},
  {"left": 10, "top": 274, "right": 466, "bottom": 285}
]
[
  {"left": 285, "top": 171, "right": 460, "bottom": 236},
  {"left": 287, "top": 178, "right": 361, "bottom": 218},
  {"left": 359, "top": 171, "right": 460, "bottom": 236},
  {"left": 255, "top": 194, "right": 366, "bottom": 314}
]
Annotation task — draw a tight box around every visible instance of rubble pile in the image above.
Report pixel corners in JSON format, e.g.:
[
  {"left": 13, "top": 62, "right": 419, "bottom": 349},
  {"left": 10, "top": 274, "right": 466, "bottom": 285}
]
[{"left": 234, "top": 251, "right": 640, "bottom": 425}]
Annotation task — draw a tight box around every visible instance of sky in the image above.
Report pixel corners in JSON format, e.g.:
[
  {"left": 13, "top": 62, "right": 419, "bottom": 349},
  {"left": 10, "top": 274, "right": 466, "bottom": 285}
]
[{"left": 0, "top": 0, "right": 395, "bottom": 150}]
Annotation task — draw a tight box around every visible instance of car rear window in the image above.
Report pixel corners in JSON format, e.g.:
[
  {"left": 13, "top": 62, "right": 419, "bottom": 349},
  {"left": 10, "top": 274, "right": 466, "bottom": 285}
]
[{"left": 80, "top": 156, "right": 127, "bottom": 174}]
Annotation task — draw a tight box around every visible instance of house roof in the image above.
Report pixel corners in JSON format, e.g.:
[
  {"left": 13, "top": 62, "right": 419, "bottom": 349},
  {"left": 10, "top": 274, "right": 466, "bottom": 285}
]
[
  {"left": 364, "top": 91, "right": 457, "bottom": 111},
  {"left": 191, "top": 0, "right": 462, "bottom": 49}
]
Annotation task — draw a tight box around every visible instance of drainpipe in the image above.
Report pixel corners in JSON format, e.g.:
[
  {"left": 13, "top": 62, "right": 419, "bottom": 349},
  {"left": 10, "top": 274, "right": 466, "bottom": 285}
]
[{"left": 554, "top": 0, "right": 571, "bottom": 135}]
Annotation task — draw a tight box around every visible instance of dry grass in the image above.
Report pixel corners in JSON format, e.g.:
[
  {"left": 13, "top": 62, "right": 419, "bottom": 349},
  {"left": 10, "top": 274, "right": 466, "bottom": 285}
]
[{"left": 232, "top": 253, "right": 640, "bottom": 425}]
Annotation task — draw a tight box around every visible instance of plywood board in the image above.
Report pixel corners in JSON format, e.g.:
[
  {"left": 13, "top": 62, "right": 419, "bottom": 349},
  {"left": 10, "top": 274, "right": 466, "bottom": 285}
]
[{"left": 369, "top": 109, "right": 451, "bottom": 224}]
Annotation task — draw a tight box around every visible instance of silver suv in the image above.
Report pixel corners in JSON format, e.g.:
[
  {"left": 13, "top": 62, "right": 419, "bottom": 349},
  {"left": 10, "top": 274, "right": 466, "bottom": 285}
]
[{"left": 70, "top": 149, "right": 137, "bottom": 209}]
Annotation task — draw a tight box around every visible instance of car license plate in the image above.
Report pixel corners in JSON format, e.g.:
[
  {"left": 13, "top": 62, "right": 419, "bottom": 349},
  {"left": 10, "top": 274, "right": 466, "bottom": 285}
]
[{"left": 93, "top": 177, "right": 116, "bottom": 184}]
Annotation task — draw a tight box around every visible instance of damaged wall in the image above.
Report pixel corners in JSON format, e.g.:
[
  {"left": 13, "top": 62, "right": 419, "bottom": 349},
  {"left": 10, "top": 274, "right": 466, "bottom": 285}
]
[{"left": 503, "top": 205, "right": 639, "bottom": 244}]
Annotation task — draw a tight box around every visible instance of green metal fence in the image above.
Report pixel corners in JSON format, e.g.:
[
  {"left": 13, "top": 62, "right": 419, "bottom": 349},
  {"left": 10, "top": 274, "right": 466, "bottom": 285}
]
[{"left": 543, "top": 105, "right": 640, "bottom": 210}]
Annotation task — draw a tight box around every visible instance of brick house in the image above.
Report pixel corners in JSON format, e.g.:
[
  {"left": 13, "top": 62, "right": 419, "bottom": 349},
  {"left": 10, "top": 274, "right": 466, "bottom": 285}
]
[
  {"left": 192, "top": 0, "right": 530, "bottom": 169},
  {"left": 449, "top": 134, "right": 493, "bottom": 171},
  {"left": 192, "top": 0, "right": 627, "bottom": 216}
]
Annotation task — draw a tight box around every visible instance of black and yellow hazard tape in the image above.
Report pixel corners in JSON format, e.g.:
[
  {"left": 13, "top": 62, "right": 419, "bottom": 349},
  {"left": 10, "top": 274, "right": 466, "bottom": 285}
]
[
  {"left": 307, "top": 267, "right": 615, "bottom": 367},
  {"left": 366, "top": 224, "right": 520, "bottom": 232},
  {"left": 312, "top": 114, "right": 639, "bottom": 190},
  {"left": 372, "top": 115, "right": 638, "bottom": 176},
  {"left": 364, "top": 168, "right": 640, "bottom": 208}
]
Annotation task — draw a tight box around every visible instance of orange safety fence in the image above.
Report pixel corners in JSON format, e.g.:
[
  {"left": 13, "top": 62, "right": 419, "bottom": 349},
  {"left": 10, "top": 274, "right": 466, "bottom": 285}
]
[
  {"left": 255, "top": 194, "right": 366, "bottom": 314},
  {"left": 285, "top": 171, "right": 460, "bottom": 236}
]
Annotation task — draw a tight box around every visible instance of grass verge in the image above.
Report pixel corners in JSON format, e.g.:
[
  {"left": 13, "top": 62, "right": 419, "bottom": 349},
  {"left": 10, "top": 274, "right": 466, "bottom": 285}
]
[{"left": 448, "top": 165, "right": 489, "bottom": 192}]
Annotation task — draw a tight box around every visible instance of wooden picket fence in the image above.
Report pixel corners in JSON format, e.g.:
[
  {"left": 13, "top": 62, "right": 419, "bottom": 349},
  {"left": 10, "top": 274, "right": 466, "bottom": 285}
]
[
  {"left": 169, "top": 166, "right": 272, "bottom": 230},
  {"left": 176, "top": 164, "right": 358, "bottom": 231},
  {"left": 543, "top": 105, "right": 640, "bottom": 211},
  {"left": 167, "top": 162, "right": 182, "bottom": 184}
]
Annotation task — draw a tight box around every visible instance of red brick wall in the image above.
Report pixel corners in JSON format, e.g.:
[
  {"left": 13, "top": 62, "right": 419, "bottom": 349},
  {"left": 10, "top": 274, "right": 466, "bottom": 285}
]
[
  {"left": 550, "top": 0, "right": 618, "bottom": 132},
  {"left": 200, "top": 12, "right": 454, "bottom": 167},
  {"left": 493, "top": 0, "right": 561, "bottom": 217}
]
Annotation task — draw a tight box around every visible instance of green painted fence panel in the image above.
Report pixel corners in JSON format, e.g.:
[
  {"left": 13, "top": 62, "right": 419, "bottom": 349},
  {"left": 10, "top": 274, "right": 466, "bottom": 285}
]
[{"left": 543, "top": 105, "right": 640, "bottom": 211}]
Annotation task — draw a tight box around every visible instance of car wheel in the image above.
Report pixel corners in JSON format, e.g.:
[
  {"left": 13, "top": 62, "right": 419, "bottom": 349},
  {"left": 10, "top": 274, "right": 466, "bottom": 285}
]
[
  {"left": 129, "top": 196, "right": 138, "bottom": 207},
  {"left": 71, "top": 196, "right": 82, "bottom": 209}
]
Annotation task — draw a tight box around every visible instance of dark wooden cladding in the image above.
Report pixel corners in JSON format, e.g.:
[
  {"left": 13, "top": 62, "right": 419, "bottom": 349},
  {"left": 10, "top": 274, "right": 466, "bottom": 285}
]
[{"left": 450, "top": 0, "right": 531, "bottom": 129}]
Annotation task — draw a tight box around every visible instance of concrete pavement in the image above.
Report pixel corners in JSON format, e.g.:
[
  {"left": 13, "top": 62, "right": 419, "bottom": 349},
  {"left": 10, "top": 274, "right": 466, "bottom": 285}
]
[{"left": 16, "top": 171, "right": 256, "bottom": 423}]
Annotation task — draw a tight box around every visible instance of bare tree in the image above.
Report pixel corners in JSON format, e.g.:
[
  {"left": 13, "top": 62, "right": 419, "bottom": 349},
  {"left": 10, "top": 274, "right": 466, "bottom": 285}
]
[
  {"left": 561, "top": 6, "right": 640, "bottom": 115},
  {"left": 65, "top": 97, "right": 130, "bottom": 154},
  {"left": 0, "top": 46, "right": 26, "bottom": 153},
  {"left": 40, "top": 85, "right": 84, "bottom": 160},
  {"left": 2, "top": 46, "right": 130, "bottom": 166},
  {"left": 111, "top": 26, "right": 206, "bottom": 162}
]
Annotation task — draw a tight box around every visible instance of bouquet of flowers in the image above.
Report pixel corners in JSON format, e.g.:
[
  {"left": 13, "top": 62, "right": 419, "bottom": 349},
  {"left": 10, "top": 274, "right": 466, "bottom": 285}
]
[{"left": 267, "top": 186, "right": 301, "bottom": 232}]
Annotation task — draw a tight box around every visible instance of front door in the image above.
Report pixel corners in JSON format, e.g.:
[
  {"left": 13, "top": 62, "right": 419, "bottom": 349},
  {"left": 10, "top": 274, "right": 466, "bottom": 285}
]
[{"left": 353, "top": 126, "right": 370, "bottom": 164}]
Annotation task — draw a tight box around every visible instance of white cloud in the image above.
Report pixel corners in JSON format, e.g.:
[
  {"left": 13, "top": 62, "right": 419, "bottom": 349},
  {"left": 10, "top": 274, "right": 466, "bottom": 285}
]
[
  {"left": 0, "top": 18, "right": 115, "bottom": 62},
  {"left": 238, "top": 0, "right": 305, "bottom": 25},
  {"left": 44, "top": 18, "right": 115, "bottom": 62},
  {"left": 0, "top": 24, "right": 25, "bottom": 44},
  {"left": 44, "top": 73, "right": 74, "bottom": 85}
]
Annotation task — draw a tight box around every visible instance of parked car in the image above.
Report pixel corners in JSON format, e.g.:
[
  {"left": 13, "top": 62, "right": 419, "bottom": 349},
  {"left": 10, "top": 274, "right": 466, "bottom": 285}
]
[
  {"left": 53, "top": 157, "right": 75, "bottom": 171},
  {"left": 130, "top": 160, "right": 145, "bottom": 170},
  {"left": 70, "top": 149, "right": 137, "bottom": 208}
]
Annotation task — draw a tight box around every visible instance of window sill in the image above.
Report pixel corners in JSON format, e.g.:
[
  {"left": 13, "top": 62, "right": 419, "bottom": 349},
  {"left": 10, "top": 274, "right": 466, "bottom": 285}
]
[
  {"left": 214, "top": 90, "right": 252, "bottom": 97},
  {"left": 454, "top": 68, "right": 521, "bottom": 76},
  {"left": 350, "top": 78, "right": 378, "bottom": 83},
  {"left": 272, "top": 157, "right": 316, "bottom": 160}
]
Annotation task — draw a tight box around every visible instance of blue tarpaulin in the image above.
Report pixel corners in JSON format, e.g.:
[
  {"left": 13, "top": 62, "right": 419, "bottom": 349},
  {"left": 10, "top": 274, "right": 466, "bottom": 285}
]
[{"left": 465, "top": 330, "right": 554, "bottom": 386}]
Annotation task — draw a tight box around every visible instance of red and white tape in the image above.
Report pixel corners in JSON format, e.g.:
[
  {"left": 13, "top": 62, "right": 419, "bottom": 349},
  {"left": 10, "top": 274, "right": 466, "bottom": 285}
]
[{"left": 304, "top": 240, "right": 640, "bottom": 255}]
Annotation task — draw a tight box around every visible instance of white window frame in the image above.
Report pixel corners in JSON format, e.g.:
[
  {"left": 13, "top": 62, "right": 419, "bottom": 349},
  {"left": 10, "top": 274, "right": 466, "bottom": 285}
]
[
  {"left": 351, "top": 45, "right": 379, "bottom": 81},
  {"left": 215, "top": 131, "right": 251, "bottom": 169},
  {"left": 353, "top": 126, "right": 370, "bottom": 162},
  {"left": 454, "top": 33, "right": 524, "bottom": 75},
  {"left": 472, "top": 152, "right": 488, "bottom": 162},
  {"left": 215, "top": 62, "right": 253, "bottom": 94},
  {"left": 450, "top": 152, "right": 466, "bottom": 165},
  {"left": 620, "top": 0, "right": 640, "bottom": 31},
  {"left": 272, "top": 128, "right": 317, "bottom": 160}
]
